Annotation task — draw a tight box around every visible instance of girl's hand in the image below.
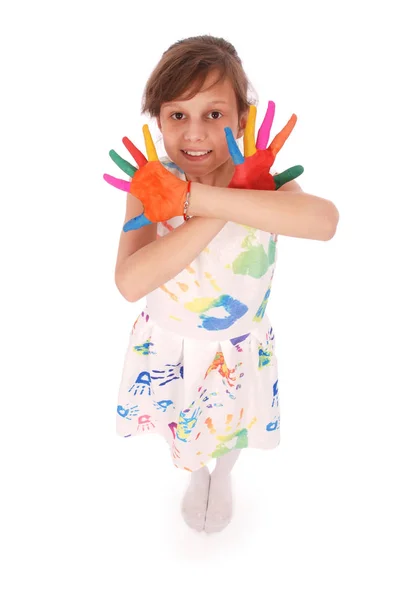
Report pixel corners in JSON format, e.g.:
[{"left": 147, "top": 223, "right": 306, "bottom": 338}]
[
  {"left": 103, "top": 126, "right": 189, "bottom": 231},
  {"left": 225, "top": 101, "right": 304, "bottom": 190}
]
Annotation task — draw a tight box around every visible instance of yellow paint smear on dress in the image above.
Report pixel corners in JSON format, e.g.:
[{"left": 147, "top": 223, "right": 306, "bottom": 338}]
[
  {"left": 184, "top": 297, "right": 214, "bottom": 313},
  {"left": 204, "top": 272, "right": 222, "bottom": 292},
  {"left": 225, "top": 414, "right": 233, "bottom": 432}
]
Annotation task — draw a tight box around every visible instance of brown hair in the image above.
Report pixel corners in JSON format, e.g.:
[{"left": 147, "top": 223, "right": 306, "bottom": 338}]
[{"left": 141, "top": 35, "right": 257, "bottom": 122}]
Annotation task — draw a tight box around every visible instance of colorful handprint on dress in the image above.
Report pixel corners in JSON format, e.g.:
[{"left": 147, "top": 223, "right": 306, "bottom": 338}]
[{"left": 204, "top": 351, "right": 244, "bottom": 390}]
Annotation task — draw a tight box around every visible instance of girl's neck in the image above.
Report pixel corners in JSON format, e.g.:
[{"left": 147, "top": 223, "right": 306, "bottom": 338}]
[{"left": 185, "top": 158, "right": 234, "bottom": 188}]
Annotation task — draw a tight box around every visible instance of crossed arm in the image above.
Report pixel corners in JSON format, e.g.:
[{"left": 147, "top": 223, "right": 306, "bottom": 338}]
[
  {"left": 188, "top": 181, "right": 340, "bottom": 241},
  {"left": 187, "top": 106, "right": 339, "bottom": 241},
  {"left": 105, "top": 100, "right": 339, "bottom": 240}
]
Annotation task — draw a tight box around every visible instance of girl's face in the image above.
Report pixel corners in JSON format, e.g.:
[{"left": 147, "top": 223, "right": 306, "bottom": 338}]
[{"left": 157, "top": 71, "right": 248, "bottom": 186}]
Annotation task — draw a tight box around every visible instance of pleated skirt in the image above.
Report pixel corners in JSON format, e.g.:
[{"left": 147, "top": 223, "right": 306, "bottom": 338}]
[{"left": 116, "top": 309, "right": 280, "bottom": 472}]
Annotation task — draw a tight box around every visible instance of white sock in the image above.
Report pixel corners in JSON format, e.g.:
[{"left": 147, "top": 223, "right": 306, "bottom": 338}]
[
  {"left": 204, "top": 449, "right": 241, "bottom": 534},
  {"left": 181, "top": 465, "right": 211, "bottom": 532}
]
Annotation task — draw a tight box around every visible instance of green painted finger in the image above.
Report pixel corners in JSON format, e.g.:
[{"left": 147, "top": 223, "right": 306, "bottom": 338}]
[
  {"left": 109, "top": 149, "right": 138, "bottom": 178},
  {"left": 273, "top": 165, "right": 304, "bottom": 190}
]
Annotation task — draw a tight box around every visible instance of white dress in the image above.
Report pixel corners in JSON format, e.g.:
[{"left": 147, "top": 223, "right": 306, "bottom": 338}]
[{"left": 116, "top": 157, "right": 280, "bottom": 472}]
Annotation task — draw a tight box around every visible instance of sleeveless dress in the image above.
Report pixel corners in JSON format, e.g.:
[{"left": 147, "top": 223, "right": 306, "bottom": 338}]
[{"left": 116, "top": 157, "right": 280, "bottom": 472}]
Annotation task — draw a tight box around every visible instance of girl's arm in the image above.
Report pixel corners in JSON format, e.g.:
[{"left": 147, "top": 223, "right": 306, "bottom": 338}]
[
  {"left": 188, "top": 183, "right": 339, "bottom": 241},
  {"left": 115, "top": 216, "right": 227, "bottom": 302}
]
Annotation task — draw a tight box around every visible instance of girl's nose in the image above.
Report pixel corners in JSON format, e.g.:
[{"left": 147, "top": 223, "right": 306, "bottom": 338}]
[{"left": 183, "top": 121, "right": 207, "bottom": 142}]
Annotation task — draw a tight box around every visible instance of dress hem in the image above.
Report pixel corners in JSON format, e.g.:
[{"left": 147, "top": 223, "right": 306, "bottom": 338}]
[{"left": 116, "top": 427, "right": 280, "bottom": 472}]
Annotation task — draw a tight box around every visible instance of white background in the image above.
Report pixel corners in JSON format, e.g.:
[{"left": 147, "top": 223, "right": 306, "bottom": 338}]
[{"left": 1, "top": 0, "right": 400, "bottom": 598}]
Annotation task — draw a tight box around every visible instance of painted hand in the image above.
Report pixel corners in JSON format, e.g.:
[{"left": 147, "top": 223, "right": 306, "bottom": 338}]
[
  {"left": 103, "top": 125, "right": 189, "bottom": 231},
  {"left": 225, "top": 101, "right": 304, "bottom": 190}
]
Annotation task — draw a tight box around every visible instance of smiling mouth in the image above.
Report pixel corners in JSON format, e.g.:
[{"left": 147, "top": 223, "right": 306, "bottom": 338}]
[{"left": 181, "top": 150, "right": 213, "bottom": 158}]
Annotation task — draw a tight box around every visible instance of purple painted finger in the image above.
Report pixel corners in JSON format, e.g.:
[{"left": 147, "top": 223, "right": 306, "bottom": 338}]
[
  {"left": 103, "top": 173, "right": 130, "bottom": 193},
  {"left": 256, "top": 100, "right": 275, "bottom": 150}
]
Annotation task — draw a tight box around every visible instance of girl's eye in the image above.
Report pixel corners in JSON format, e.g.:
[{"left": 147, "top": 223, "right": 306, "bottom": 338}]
[
  {"left": 209, "top": 111, "right": 222, "bottom": 119},
  {"left": 171, "top": 111, "right": 223, "bottom": 121}
]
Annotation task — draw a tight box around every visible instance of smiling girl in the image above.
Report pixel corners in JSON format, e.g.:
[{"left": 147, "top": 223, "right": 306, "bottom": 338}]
[{"left": 109, "top": 34, "right": 339, "bottom": 535}]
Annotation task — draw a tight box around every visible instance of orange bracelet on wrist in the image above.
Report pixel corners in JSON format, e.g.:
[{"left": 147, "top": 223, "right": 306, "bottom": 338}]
[{"left": 183, "top": 180, "right": 192, "bottom": 221}]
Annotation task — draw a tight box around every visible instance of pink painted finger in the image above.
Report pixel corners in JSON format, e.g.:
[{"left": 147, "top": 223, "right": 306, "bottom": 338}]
[
  {"left": 256, "top": 100, "right": 275, "bottom": 150},
  {"left": 122, "top": 136, "right": 147, "bottom": 168},
  {"left": 103, "top": 173, "right": 130, "bottom": 192}
]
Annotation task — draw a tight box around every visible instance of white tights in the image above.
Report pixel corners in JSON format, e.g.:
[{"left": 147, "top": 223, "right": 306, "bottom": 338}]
[
  {"left": 212, "top": 448, "right": 242, "bottom": 476},
  {"left": 181, "top": 448, "right": 242, "bottom": 532}
]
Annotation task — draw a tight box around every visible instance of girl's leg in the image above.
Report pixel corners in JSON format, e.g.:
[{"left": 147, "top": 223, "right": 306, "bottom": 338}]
[
  {"left": 204, "top": 448, "right": 242, "bottom": 534},
  {"left": 181, "top": 465, "right": 211, "bottom": 532},
  {"left": 212, "top": 448, "right": 242, "bottom": 476}
]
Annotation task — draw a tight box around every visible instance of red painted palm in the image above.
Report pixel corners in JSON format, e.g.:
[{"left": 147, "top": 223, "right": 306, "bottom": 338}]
[{"left": 225, "top": 101, "right": 304, "bottom": 190}]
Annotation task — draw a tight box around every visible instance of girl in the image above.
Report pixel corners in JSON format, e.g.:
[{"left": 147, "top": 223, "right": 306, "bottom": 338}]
[{"left": 107, "top": 35, "right": 339, "bottom": 534}]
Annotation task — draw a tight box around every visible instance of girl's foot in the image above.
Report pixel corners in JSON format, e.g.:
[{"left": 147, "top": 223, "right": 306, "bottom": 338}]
[
  {"left": 181, "top": 466, "right": 211, "bottom": 532},
  {"left": 204, "top": 471, "right": 233, "bottom": 534}
]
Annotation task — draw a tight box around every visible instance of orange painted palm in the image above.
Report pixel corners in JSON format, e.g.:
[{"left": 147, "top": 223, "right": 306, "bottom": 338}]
[
  {"left": 103, "top": 125, "right": 189, "bottom": 231},
  {"left": 226, "top": 101, "right": 304, "bottom": 190}
]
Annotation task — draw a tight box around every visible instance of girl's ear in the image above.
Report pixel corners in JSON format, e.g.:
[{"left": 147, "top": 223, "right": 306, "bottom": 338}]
[
  {"left": 156, "top": 116, "right": 162, "bottom": 131},
  {"left": 237, "top": 109, "right": 249, "bottom": 138}
]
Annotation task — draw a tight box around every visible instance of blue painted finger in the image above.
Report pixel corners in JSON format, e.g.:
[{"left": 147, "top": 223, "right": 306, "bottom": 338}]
[
  {"left": 224, "top": 127, "right": 244, "bottom": 165},
  {"left": 123, "top": 213, "right": 153, "bottom": 232}
]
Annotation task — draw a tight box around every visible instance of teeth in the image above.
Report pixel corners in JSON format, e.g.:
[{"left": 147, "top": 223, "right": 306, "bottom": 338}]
[{"left": 183, "top": 150, "right": 211, "bottom": 156}]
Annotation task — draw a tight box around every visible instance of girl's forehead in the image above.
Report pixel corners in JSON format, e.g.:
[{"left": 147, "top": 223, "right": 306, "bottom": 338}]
[
  {"left": 162, "top": 76, "right": 236, "bottom": 108},
  {"left": 162, "top": 80, "right": 236, "bottom": 110},
  {"left": 163, "top": 98, "right": 230, "bottom": 109}
]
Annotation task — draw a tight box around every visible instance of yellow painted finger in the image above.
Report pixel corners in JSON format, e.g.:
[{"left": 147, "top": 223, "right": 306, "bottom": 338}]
[
  {"left": 268, "top": 114, "right": 297, "bottom": 158},
  {"left": 244, "top": 105, "right": 257, "bottom": 157},
  {"left": 143, "top": 124, "right": 159, "bottom": 162}
]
